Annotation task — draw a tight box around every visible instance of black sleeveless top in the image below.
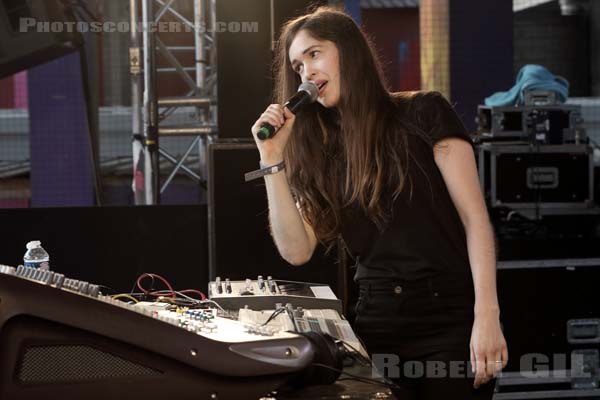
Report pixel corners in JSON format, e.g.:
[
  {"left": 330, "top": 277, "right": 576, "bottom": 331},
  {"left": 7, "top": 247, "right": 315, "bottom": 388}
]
[{"left": 340, "top": 91, "right": 474, "bottom": 282}]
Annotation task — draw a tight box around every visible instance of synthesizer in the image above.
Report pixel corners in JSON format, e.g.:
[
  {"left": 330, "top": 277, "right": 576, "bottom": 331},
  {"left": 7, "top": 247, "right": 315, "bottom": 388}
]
[
  {"left": 238, "top": 306, "right": 368, "bottom": 358},
  {"left": 208, "top": 276, "right": 343, "bottom": 312},
  {"left": 0, "top": 265, "right": 343, "bottom": 400}
]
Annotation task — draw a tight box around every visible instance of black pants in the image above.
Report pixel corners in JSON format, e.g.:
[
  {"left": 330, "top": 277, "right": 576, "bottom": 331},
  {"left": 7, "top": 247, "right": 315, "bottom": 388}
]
[{"left": 354, "top": 273, "right": 496, "bottom": 400}]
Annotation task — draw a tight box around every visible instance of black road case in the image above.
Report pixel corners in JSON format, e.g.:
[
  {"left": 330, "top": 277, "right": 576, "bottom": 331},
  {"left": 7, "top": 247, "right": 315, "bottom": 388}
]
[{"left": 477, "top": 143, "right": 594, "bottom": 213}]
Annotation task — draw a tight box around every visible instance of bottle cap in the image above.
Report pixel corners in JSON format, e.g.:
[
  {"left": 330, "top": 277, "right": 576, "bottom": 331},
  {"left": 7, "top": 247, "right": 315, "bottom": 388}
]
[{"left": 26, "top": 241, "right": 41, "bottom": 250}]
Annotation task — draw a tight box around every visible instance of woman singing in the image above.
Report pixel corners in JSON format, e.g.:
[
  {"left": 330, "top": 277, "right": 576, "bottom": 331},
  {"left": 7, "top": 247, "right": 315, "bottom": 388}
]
[{"left": 250, "top": 7, "right": 507, "bottom": 399}]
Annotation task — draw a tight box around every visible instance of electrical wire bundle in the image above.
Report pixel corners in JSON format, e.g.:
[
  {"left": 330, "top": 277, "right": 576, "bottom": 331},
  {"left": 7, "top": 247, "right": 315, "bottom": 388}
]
[
  {"left": 261, "top": 306, "right": 299, "bottom": 332},
  {"left": 109, "top": 273, "right": 224, "bottom": 311}
]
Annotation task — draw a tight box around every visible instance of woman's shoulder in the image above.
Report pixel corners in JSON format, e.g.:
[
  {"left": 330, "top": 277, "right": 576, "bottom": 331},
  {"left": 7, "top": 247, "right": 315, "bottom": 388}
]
[
  {"left": 391, "top": 91, "right": 471, "bottom": 146},
  {"left": 390, "top": 90, "right": 446, "bottom": 109},
  {"left": 388, "top": 91, "right": 444, "bottom": 129}
]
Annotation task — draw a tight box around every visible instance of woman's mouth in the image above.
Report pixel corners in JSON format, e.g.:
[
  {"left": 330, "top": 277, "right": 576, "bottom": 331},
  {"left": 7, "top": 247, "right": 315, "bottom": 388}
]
[{"left": 318, "top": 81, "right": 328, "bottom": 94}]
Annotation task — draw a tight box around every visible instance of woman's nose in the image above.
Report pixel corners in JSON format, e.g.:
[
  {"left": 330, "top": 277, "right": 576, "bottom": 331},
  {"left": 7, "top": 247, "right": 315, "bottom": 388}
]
[{"left": 303, "top": 66, "right": 316, "bottom": 81}]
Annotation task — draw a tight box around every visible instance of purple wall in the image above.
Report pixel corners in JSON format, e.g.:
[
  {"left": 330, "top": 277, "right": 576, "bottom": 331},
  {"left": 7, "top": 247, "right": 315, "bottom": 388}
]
[{"left": 28, "top": 52, "right": 96, "bottom": 207}]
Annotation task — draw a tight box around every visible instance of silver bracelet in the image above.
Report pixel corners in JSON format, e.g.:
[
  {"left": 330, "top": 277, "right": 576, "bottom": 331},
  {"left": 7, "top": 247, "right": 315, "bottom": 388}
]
[{"left": 244, "top": 160, "right": 286, "bottom": 182}]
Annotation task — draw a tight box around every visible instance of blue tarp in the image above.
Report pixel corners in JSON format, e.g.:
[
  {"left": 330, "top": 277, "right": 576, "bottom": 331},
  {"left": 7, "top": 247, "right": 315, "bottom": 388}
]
[{"left": 484, "top": 64, "right": 569, "bottom": 107}]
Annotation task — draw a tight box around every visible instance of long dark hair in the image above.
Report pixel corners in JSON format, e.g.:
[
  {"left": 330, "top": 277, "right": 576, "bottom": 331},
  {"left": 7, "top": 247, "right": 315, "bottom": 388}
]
[{"left": 274, "top": 6, "right": 418, "bottom": 250}]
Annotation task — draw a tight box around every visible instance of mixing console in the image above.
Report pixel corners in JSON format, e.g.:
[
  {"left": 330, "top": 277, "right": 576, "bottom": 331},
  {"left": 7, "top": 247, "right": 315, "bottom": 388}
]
[{"left": 0, "top": 265, "right": 346, "bottom": 400}]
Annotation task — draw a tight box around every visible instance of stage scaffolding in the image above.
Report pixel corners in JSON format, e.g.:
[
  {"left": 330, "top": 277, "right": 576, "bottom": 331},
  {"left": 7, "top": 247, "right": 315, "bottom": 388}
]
[{"left": 129, "top": 0, "right": 218, "bottom": 205}]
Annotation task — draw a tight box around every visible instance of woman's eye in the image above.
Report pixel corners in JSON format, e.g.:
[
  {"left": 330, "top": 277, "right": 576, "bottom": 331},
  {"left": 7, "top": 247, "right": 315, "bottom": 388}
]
[{"left": 310, "top": 50, "right": 319, "bottom": 58}]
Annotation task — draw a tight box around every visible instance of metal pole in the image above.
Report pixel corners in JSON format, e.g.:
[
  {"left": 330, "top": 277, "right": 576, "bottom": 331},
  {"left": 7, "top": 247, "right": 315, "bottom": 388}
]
[
  {"left": 210, "top": 0, "right": 218, "bottom": 127},
  {"left": 194, "top": 0, "right": 205, "bottom": 93},
  {"left": 194, "top": 0, "right": 207, "bottom": 179},
  {"left": 142, "top": 0, "right": 159, "bottom": 204},
  {"left": 130, "top": 0, "right": 146, "bottom": 204}
]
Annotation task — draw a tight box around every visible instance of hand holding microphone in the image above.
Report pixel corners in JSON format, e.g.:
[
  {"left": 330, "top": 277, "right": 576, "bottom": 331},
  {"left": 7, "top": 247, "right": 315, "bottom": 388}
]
[
  {"left": 251, "top": 81, "right": 320, "bottom": 164},
  {"left": 256, "top": 81, "right": 319, "bottom": 140}
]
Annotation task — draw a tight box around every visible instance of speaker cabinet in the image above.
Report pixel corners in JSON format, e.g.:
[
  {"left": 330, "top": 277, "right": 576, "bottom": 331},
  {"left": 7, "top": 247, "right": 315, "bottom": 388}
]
[
  {"left": 215, "top": 0, "right": 325, "bottom": 139},
  {"left": 207, "top": 140, "right": 341, "bottom": 291},
  {"left": 0, "top": 0, "right": 82, "bottom": 79},
  {"left": 498, "top": 264, "right": 600, "bottom": 373}
]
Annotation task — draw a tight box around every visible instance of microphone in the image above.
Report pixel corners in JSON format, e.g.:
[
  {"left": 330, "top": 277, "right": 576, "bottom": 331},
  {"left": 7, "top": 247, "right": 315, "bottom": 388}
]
[{"left": 257, "top": 81, "right": 319, "bottom": 140}]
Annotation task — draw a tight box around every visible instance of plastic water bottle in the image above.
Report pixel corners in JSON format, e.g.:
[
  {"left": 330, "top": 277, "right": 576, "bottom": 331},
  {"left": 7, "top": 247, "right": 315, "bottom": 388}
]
[{"left": 23, "top": 241, "right": 50, "bottom": 270}]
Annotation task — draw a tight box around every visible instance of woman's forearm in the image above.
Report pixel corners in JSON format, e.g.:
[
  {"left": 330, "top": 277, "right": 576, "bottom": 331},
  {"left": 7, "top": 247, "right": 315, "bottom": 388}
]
[
  {"left": 263, "top": 170, "right": 316, "bottom": 265},
  {"left": 464, "top": 217, "right": 500, "bottom": 316}
]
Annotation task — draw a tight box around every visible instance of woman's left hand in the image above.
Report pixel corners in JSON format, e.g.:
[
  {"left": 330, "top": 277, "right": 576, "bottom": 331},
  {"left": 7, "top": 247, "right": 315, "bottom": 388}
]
[{"left": 470, "top": 312, "right": 508, "bottom": 389}]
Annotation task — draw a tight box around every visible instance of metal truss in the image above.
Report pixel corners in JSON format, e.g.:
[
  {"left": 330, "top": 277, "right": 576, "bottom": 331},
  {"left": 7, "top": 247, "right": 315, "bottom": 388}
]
[{"left": 130, "top": 0, "right": 218, "bottom": 205}]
